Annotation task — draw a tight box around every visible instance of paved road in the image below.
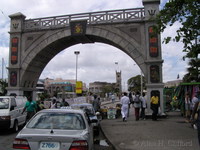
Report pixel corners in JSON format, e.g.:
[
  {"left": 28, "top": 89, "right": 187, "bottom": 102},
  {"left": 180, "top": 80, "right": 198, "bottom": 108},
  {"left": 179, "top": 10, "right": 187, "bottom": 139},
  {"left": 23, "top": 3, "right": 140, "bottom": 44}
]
[
  {"left": 0, "top": 99, "right": 115, "bottom": 150},
  {"left": 0, "top": 129, "right": 18, "bottom": 150},
  {"left": 100, "top": 106, "right": 199, "bottom": 150},
  {"left": 0, "top": 127, "right": 114, "bottom": 150}
]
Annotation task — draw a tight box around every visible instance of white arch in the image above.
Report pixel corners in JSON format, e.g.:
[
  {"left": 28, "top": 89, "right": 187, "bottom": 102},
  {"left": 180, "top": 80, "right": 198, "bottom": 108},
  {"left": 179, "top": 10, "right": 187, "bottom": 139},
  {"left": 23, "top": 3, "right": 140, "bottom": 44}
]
[{"left": 20, "top": 25, "right": 146, "bottom": 88}]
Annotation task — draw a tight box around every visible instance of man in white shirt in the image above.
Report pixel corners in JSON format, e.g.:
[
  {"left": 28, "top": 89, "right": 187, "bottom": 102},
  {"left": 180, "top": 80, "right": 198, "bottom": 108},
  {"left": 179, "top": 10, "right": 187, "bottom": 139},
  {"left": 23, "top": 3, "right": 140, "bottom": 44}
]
[{"left": 121, "top": 92, "right": 130, "bottom": 122}]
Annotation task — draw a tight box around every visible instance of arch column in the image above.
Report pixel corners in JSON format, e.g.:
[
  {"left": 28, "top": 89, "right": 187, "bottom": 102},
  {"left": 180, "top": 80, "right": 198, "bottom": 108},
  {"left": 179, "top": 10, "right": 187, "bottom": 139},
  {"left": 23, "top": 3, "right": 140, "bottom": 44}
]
[
  {"left": 143, "top": 0, "right": 165, "bottom": 115},
  {"left": 7, "top": 12, "right": 36, "bottom": 99}
]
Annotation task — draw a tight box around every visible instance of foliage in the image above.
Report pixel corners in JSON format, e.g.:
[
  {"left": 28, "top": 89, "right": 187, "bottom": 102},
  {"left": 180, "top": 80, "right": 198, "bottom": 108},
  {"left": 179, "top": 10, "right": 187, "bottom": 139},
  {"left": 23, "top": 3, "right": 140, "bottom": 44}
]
[
  {"left": 0, "top": 79, "right": 8, "bottom": 96},
  {"left": 183, "top": 58, "right": 200, "bottom": 82},
  {"left": 155, "top": 0, "right": 200, "bottom": 82},
  {"left": 38, "top": 91, "right": 50, "bottom": 101},
  {"left": 100, "top": 83, "right": 116, "bottom": 97},
  {"left": 127, "top": 75, "right": 146, "bottom": 92}
]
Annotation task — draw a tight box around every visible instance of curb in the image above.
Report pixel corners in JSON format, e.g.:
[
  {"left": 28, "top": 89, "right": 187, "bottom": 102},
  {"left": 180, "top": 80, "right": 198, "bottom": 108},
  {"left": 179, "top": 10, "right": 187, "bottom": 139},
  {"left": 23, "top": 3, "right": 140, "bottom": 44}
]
[{"left": 99, "top": 123, "right": 116, "bottom": 150}]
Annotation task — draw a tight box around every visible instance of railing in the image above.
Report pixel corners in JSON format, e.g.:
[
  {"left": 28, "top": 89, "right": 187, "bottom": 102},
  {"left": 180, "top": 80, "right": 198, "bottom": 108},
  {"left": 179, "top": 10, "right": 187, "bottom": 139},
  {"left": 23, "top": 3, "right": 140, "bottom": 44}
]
[{"left": 24, "top": 8, "right": 145, "bottom": 31}]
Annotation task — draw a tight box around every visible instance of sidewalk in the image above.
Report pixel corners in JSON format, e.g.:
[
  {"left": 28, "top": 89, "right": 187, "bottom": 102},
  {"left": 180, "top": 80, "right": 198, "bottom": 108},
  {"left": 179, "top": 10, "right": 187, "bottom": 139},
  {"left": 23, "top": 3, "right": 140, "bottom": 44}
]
[{"left": 100, "top": 107, "right": 199, "bottom": 150}]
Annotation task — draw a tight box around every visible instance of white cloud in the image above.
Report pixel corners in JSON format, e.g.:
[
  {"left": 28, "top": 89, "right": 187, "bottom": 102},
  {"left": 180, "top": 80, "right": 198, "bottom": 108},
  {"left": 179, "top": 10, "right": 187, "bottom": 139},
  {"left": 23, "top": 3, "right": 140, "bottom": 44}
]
[
  {"left": 161, "top": 22, "right": 188, "bottom": 82},
  {"left": 40, "top": 43, "right": 139, "bottom": 88},
  {"left": 0, "top": 47, "right": 9, "bottom": 79}
]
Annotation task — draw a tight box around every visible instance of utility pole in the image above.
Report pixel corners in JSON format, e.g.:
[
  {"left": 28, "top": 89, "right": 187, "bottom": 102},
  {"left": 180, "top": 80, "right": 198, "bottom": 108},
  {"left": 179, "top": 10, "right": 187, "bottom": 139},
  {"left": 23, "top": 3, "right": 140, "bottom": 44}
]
[
  {"left": 140, "top": 70, "right": 143, "bottom": 94},
  {"left": 74, "top": 51, "right": 80, "bottom": 94},
  {"left": 2, "top": 58, "right": 4, "bottom": 80}
]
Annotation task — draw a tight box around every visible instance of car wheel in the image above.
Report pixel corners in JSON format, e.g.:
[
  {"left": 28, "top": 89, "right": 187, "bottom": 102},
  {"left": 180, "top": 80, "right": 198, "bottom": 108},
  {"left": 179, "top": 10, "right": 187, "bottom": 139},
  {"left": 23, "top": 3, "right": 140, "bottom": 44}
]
[{"left": 13, "top": 120, "right": 19, "bottom": 132}]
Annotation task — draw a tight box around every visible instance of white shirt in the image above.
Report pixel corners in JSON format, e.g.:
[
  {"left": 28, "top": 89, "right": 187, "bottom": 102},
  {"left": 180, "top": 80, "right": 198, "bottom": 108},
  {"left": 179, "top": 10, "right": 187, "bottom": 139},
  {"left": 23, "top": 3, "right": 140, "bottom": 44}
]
[
  {"left": 141, "top": 96, "right": 147, "bottom": 108},
  {"left": 121, "top": 96, "right": 130, "bottom": 106},
  {"left": 111, "top": 94, "right": 115, "bottom": 99},
  {"left": 133, "top": 95, "right": 142, "bottom": 108},
  {"left": 191, "top": 96, "right": 198, "bottom": 109}
]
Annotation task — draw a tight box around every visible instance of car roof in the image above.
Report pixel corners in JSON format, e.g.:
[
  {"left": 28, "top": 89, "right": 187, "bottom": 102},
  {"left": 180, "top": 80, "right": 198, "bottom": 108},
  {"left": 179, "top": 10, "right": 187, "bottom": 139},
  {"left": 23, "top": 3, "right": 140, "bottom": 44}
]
[
  {"left": 71, "top": 103, "right": 92, "bottom": 107},
  {"left": 39, "top": 108, "right": 85, "bottom": 114}
]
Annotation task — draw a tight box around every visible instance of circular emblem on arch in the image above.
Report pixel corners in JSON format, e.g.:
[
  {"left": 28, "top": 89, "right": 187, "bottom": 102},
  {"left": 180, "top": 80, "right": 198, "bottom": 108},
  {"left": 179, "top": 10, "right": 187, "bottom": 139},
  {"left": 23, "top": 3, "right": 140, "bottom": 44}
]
[
  {"left": 70, "top": 20, "right": 87, "bottom": 36},
  {"left": 75, "top": 24, "right": 82, "bottom": 34}
]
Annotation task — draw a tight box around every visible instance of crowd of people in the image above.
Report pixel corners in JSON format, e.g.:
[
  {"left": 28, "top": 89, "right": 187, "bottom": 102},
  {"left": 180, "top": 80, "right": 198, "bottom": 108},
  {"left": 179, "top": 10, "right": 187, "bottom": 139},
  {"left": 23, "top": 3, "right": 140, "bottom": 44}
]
[
  {"left": 120, "top": 91, "right": 148, "bottom": 122},
  {"left": 21, "top": 94, "right": 102, "bottom": 122},
  {"left": 120, "top": 90, "right": 200, "bottom": 146},
  {"left": 21, "top": 97, "right": 70, "bottom": 121},
  {"left": 20, "top": 90, "right": 200, "bottom": 146}
]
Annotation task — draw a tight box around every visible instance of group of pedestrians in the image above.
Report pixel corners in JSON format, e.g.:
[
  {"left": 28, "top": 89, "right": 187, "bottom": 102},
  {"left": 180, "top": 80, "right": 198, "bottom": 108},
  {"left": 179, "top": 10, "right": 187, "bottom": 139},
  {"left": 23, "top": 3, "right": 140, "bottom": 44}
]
[
  {"left": 184, "top": 92, "right": 199, "bottom": 122},
  {"left": 120, "top": 91, "right": 147, "bottom": 122},
  {"left": 22, "top": 96, "right": 70, "bottom": 121},
  {"left": 120, "top": 91, "right": 161, "bottom": 122},
  {"left": 183, "top": 91, "right": 200, "bottom": 145}
]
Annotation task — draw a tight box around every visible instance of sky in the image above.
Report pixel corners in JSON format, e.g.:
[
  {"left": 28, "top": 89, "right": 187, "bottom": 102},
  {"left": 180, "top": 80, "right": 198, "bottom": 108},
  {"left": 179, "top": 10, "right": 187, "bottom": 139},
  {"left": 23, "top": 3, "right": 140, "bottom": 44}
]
[{"left": 0, "top": 0, "right": 188, "bottom": 90}]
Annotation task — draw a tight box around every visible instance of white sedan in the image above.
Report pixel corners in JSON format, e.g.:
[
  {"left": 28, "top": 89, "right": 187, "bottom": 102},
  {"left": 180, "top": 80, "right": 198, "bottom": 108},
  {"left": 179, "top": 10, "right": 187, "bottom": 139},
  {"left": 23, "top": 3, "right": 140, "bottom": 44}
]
[{"left": 13, "top": 108, "right": 94, "bottom": 150}]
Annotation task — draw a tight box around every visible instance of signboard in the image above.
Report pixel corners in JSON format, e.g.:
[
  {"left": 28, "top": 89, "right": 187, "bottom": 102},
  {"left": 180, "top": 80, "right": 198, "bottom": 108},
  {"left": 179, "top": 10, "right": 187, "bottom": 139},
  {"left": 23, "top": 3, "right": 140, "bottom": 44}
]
[
  {"left": 148, "top": 26, "right": 158, "bottom": 57},
  {"left": 76, "top": 81, "right": 82, "bottom": 94},
  {"left": 10, "top": 71, "right": 17, "bottom": 86},
  {"left": 11, "top": 37, "right": 18, "bottom": 64}
]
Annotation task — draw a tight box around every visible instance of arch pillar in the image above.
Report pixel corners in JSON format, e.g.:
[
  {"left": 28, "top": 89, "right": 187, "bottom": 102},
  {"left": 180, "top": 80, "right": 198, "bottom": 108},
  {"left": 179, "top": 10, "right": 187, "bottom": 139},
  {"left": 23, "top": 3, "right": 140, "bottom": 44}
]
[
  {"left": 7, "top": 12, "right": 35, "bottom": 99},
  {"left": 143, "top": 0, "right": 165, "bottom": 115}
]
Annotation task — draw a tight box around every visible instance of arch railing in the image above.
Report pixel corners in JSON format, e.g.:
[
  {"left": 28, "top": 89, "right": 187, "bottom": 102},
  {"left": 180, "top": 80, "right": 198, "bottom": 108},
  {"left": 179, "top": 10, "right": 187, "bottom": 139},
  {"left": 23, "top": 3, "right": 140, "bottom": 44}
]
[{"left": 24, "top": 8, "right": 145, "bottom": 31}]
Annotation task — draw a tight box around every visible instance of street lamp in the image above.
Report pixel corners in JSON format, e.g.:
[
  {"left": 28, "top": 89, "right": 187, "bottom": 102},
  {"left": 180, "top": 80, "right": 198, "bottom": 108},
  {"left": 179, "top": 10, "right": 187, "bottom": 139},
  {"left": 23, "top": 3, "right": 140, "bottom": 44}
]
[
  {"left": 74, "top": 51, "right": 80, "bottom": 83},
  {"left": 115, "top": 62, "right": 119, "bottom": 71},
  {"left": 140, "top": 70, "right": 143, "bottom": 94}
]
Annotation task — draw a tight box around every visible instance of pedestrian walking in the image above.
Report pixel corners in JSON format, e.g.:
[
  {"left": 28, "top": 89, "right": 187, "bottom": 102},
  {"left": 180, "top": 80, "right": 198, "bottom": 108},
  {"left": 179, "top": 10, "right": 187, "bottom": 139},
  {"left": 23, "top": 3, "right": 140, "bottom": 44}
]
[
  {"left": 191, "top": 94, "right": 199, "bottom": 127},
  {"left": 129, "top": 92, "right": 133, "bottom": 104},
  {"left": 150, "top": 92, "right": 159, "bottom": 121},
  {"left": 51, "top": 99, "right": 57, "bottom": 108},
  {"left": 120, "top": 92, "right": 130, "bottom": 122},
  {"left": 133, "top": 91, "right": 141, "bottom": 121},
  {"left": 38, "top": 101, "right": 45, "bottom": 110},
  {"left": 140, "top": 92, "right": 147, "bottom": 120},
  {"left": 127, "top": 92, "right": 133, "bottom": 117},
  {"left": 22, "top": 96, "right": 37, "bottom": 121},
  {"left": 185, "top": 92, "right": 191, "bottom": 122},
  {"left": 92, "top": 95, "right": 100, "bottom": 112},
  {"left": 191, "top": 90, "right": 200, "bottom": 146},
  {"left": 61, "top": 98, "right": 69, "bottom": 107},
  {"left": 111, "top": 94, "right": 115, "bottom": 103}
]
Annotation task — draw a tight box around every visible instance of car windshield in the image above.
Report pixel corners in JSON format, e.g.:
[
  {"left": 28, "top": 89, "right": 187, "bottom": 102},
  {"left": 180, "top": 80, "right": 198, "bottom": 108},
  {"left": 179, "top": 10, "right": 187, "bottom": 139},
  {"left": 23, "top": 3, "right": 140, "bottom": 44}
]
[
  {"left": 71, "top": 105, "right": 95, "bottom": 116},
  {"left": 0, "top": 98, "right": 9, "bottom": 109},
  {"left": 27, "top": 112, "right": 86, "bottom": 130}
]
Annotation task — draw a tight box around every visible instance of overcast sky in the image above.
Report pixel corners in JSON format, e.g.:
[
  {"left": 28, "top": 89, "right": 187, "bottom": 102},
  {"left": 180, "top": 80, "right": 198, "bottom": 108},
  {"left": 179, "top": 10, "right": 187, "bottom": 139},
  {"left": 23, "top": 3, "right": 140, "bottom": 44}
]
[{"left": 0, "top": 0, "right": 188, "bottom": 90}]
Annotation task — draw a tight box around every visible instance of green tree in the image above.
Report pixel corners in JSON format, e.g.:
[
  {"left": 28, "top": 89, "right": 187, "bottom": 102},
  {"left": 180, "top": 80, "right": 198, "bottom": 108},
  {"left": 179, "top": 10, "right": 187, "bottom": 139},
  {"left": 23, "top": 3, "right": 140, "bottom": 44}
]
[
  {"left": 38, "top": 91, "right": 50, "bottom": 101},
  {"left": 127, "top": 75, "right": 146, "bottom": 92},
  {"left": 100, "top": 83, "right": 116, "bottom": 97},
  {"left": 155, "top": 0, "right": 200, "bottom": 82},
  {"left": 0, "top": 79, "right": 8, "bottom": 96}
]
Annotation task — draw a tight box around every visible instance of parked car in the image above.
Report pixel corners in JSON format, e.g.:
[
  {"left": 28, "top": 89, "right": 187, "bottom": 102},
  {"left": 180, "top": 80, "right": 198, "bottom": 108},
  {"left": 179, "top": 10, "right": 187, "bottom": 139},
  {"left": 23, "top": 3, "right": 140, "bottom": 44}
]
[
  {"left": 71, "top": 103, "right": 101, "bottom": 136},
  {"left": 0, "top": 96, "right": 27, "bottom": 132},
  {"left": 13, "top": 108, "right": 94, "bottom": 150}
]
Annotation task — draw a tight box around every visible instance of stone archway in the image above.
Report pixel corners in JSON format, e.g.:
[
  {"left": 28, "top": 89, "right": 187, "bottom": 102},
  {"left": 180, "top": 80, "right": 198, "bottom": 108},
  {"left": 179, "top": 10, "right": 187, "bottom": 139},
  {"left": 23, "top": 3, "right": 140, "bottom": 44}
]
[{"left": 7, "top": 0, "right": 164, "bottom": 115}]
